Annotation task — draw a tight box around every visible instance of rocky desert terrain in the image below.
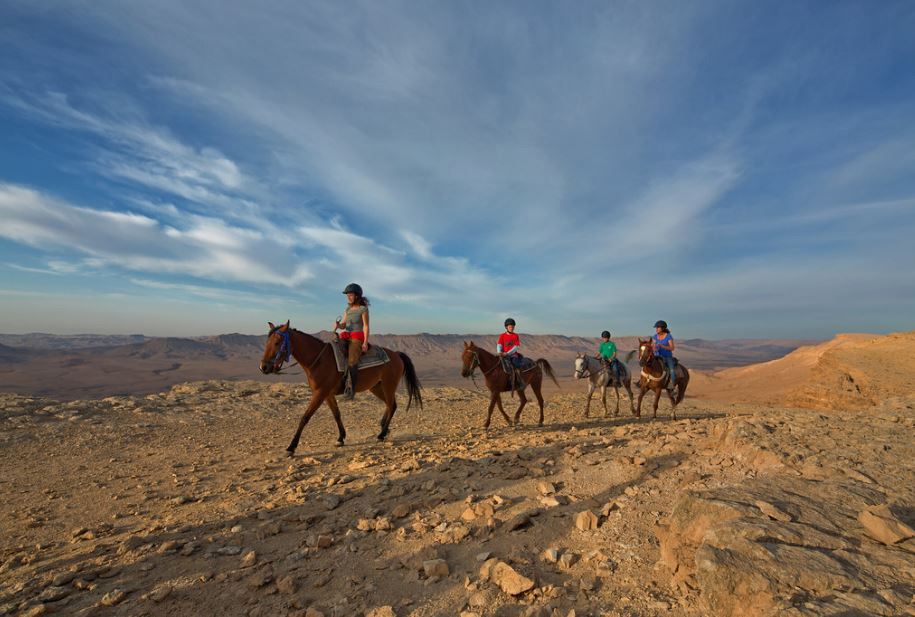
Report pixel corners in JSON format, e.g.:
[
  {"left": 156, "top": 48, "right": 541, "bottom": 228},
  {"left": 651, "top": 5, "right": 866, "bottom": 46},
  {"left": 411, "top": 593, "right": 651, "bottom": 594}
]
[{"left": 0, "top": 332, "right": 913, "bottom": 617}]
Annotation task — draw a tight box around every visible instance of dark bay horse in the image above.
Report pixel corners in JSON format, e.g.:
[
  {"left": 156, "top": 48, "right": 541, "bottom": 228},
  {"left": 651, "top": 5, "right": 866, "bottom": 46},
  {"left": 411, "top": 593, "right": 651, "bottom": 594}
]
[
  {"left": 460, "top": 341, "right": 559, "bottom": 428},
  {"left": 636, "top": 338, "right": 689, "bottom": 420},
  {"left": 260, "top": 321, "right": 422, "bottom": 455}
]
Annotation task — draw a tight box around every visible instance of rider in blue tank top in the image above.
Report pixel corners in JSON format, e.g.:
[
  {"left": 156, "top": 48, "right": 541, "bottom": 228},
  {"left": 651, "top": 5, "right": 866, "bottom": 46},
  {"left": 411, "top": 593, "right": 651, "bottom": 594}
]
[{"left": 651, "top": 320, "right": 677, "bottom": 392}]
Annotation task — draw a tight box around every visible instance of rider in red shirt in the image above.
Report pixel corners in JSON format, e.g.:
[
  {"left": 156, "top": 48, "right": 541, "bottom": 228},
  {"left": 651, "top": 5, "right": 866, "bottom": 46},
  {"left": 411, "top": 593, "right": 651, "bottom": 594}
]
[{"left": 497, "top": 318, "right": 523, "bottom": 369}]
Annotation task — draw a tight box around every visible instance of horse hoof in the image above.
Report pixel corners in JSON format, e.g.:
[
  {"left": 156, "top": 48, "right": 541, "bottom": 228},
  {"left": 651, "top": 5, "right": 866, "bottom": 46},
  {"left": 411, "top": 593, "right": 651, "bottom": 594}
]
[
  {"left": 285, "top": 450, "right": 295, "bottom": 458},
  {"left": 537, "top": 422, "right": 544, "bottom": 427},
  {"left": 335, "top": 440, "right": 345, "bottom": 447}
]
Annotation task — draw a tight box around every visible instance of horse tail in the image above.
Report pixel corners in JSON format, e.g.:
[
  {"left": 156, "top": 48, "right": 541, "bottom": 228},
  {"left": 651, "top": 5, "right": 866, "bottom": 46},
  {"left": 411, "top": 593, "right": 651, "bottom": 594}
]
[
  {"left": 623, "top": 349, "right": 637, "bottom": 364},
  {"left": 676, "top": 366, "right": 689, "bottom": 404},
  {"left": 399, "top": 352, "right": 423, "bottom": 411},
  {"left": 537, "top": 359, "right": 560, "bottom": 388}
]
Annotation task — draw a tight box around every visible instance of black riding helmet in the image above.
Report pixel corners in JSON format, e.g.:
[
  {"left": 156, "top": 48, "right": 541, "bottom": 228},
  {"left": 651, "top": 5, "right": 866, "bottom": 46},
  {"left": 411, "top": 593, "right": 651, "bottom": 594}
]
[
  {"left": 601, "top": 330, "right": 611, "bottom": 338},
  {"left": 343, "top": 283, "right": 363, "bottom": 296},
  {"left": 654, "top": 320, "right": 668, "bottom": 330},
  {"left": 504, "top": 318, "right": 516, "bottom": 327}
]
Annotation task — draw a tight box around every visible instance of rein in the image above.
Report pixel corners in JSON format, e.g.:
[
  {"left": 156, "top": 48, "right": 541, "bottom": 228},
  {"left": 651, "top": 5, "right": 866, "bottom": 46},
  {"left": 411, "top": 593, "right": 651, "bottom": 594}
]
[{"left": 464, "top": 350, "right": 501, "bottom": 390}]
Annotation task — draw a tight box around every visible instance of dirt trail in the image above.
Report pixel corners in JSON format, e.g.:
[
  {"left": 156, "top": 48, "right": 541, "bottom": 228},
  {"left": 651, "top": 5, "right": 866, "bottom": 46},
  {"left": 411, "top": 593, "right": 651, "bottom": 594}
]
[{"left": 1, "top": 376, "right": 913, "bottom": 617}]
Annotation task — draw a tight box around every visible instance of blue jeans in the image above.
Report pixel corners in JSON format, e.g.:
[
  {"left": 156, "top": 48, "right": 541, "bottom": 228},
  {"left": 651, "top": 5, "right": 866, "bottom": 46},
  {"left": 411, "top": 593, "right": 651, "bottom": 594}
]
[{"left": 662, "top": 356, "right": 676, "bottom": 388}]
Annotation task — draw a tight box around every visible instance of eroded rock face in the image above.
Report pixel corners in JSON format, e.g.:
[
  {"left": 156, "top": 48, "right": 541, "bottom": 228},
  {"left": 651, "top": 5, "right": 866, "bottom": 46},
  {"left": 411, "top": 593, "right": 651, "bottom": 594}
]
[{"left": 656, "top": 477, "right": 915, "bottom": 616}]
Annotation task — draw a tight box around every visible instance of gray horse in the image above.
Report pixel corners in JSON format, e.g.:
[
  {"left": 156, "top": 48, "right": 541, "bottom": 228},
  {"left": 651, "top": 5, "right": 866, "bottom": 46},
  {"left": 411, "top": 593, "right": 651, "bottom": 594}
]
[{"left": 574, "top": 353, "right": 636, "bottom": 417}]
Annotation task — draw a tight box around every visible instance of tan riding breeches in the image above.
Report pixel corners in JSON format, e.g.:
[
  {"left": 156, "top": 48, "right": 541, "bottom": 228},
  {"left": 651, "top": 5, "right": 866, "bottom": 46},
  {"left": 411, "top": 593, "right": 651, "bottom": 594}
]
[{"left": 347, "top": 340, "right": 363, "bottom": 367}]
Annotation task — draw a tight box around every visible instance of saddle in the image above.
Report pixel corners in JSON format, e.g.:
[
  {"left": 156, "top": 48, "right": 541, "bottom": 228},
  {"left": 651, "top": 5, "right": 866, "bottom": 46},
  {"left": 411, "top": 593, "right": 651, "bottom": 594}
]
[
  {"left": 331, "top": 340, "right": 390, "bottom": 372},
  {"left": 500, "top": 356, "right": 535, "bottom": 393}
]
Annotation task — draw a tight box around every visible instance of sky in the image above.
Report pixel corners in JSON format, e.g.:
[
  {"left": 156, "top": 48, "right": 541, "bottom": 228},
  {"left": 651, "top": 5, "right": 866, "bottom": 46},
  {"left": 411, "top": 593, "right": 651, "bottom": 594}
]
[{"left": 1, "top": 1, "right": 914, "bottom": 339}]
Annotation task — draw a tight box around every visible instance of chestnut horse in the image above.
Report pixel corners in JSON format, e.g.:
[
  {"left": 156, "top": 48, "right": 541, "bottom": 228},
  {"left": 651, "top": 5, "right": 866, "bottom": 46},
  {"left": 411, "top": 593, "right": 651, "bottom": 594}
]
[
  {"left": 260, "top": 321, "right": 422, "bottom": 455},
  {"left": 460, "top": 341, "right": 559, "bottom": 428},
  {"left": 636, "top": 338, "right": 689, "bottom": 419}
]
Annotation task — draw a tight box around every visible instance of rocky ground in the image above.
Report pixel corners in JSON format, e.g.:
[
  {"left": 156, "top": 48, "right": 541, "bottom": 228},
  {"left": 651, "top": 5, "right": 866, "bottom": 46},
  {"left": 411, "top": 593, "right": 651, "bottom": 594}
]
[{"left": 1, "top": 380, "right": 913, "bottom": 617}]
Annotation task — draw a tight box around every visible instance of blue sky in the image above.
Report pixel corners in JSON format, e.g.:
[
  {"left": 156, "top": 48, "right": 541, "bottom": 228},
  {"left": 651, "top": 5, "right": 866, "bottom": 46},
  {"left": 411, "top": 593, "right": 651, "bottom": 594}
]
[{"left": 1, "top": 1, "right": 913, "bottom": 338}]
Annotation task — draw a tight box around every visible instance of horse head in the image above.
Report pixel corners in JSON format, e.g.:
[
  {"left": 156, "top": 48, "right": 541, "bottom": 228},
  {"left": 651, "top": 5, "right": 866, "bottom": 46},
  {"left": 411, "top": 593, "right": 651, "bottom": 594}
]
[
  {"left": 574, "top": 354, "right": 589, "bottom": 379},
  {"left": 460, "top": 341, "right": 479, "bottom": 378},
  {"left": 637, "top": 338, "right": 654, "bottom": 366},
  {"left": 261, "top": 320, "right": 291, "bottom": 374}
]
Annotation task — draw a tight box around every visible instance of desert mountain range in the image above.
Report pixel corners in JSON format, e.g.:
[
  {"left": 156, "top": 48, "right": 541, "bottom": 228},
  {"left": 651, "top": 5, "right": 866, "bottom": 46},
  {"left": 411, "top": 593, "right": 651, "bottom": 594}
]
[{"left": 0, "top": 332, "right": 812, "bottom": 400}]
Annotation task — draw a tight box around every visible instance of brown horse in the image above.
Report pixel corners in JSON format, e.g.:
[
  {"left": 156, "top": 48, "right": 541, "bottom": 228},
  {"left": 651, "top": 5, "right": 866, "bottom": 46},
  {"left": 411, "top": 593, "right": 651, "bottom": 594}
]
[
  {"left": 636, "top": 338, "right": 689, "bottom": 419},
  {"left": 260, "top": 321, "right": 422, "bottom": 455},
  {"left": 460, "top": 341, "right": 559, "bottom": 428}
]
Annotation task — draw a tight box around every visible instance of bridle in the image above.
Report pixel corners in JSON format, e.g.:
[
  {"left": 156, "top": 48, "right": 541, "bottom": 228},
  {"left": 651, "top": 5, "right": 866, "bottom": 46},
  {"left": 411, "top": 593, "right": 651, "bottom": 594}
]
[
  {"left": 267, "top": 326, "right": 293, "bottom": 373},
  {"left": 264, "top": 327, "right": 329, "bottom": 375},
  {"left": 574, "top": 357, "right": 592, "bottom": 379},
  {"left": 462, "top": 348, "right": 498, "bottom": 389}
]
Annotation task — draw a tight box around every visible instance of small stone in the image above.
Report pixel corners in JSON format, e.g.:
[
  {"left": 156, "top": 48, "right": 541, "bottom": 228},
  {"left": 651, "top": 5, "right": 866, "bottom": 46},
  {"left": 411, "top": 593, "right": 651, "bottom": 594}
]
[
  {"left": 374, "top": 518, "right": 392, "bottom": 532},
  {"left": 38, "top": 586, "right": 70, "bottom": 602},
  {"left": 357, "top": 519, "right": 374, "bottom": 531},
  {"left": 20, "top": 606, "right": 47, "bottom": 617},
  {"left": 100, "top": 588, "right": 127, "bottom": 606},
  {"left": 391, "top": 504, "right": 411, "bottom": 518},
  {"left": 147, "top": 585, "right": 172, "bottom": 602},
  {"left": 490, "top": 561, "right": 535, "bottom": 595},
  {"left": 423, "top": 559, "right": 449, "bottom": 578},
  {"left": 600, "top": 501, "right": 620, "bottom": 517},
  {"left": 171, "top": 496, "right": 191, "bottom": 505},
  {"left": 461, "top": 507, "right": 477, "bottom": 522},
  {"left": 755, "top": 500, "right": 792, "bottom": 522},
  {"left": 558, "top": 552, "right": 578, "bottom": 569},
  {"left": 536, "top": 481, "right": 556, "bottom": 495},
  {"left": 539, "top": 496, "right": 561, "bottom": 508},
  {"left": 316, "top": 534, "right": 333, "bottom": 548},
  {"left": 241, "top": 550, "right": 257, "bottom": 567},
  {"left": 475, "top": 551, "right": 492, "bottom": 562},
  {"left": 366, "top": 607, "right": 396, "bottom": 617},
  {"left": 574, "top": 510, "right": 599, "bottom": 531},
  {"left": 541, "top": 548, "right": 559, "bottom": 564},
  {"left": 859, "top": 505, "right": 915, "bottom": 545},
  {"left": 304, "top": 609, "right": 325, "bottom": 617},
  {"left": 276, "top": 575, "right": 296, "bottom": 595},
  {"left": 52, "top": 572, "right": 76, "bottom": 586},
  {"left": 322, "top": 494, "right": 341, "bottom": 510}
]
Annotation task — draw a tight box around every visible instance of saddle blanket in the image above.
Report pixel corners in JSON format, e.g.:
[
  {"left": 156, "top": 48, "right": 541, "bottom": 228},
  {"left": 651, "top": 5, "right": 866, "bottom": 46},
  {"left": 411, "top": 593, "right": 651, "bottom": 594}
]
[{"left": 332, "top": 342, "right": 391, "bottom": 372}]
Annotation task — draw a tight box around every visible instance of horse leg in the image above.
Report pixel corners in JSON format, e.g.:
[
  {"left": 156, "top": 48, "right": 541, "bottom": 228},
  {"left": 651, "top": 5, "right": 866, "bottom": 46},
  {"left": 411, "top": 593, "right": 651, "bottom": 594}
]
[
  {"left": 286, "top": 391, "right": 327, "bottom": 456},
  {"left": 600, "top": 385, "right": 609, "bottom": 417},
  {"left": 625, "top": 379, "right": 636, "bottom": 415},
  {"left": 484, "top": 392, "right": 497, "bottom": 429},
  {"left": 614, "top": 386, "right": 621, "bottom": 417},
  {"left": 652, "top": 387, "right": 661, "bottom": 419},
  {"left": 377, "top": 383, "right": 398, "bottom": 441},
  {"left": 635, "top": 384, "right": 645, "bottom": 418},
  {"left": 585, "top": 382, "right": 594, "bottom": 418},
  {"left": 324, "top": 395, "right": 346, "bottom": 447},
  {"left": 513, "top": 387, "right": 528, "bottom": 425},
  {"left": 494, "top": 394, "right": 512, "bottom": 426}
]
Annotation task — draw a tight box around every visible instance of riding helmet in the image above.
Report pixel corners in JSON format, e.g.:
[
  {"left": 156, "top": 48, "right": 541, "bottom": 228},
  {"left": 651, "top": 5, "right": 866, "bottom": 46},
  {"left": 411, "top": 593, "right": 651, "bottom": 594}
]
[
  {"left": 654, "top": 320, "right": 668, "bottom": 330},
  {"left": 343, "top": 283, "right": 363, "bottom": 296},
  {"left": 504, "top": 318, "right": 516, "bottom": 327},
  {"left": 601, "top": 330, "right": 611, "bottom": 338}
]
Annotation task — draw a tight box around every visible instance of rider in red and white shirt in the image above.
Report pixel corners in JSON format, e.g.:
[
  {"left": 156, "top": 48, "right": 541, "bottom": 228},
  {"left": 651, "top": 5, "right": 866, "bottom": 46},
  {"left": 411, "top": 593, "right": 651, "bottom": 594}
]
[{"left": 497, "top": 318, "right": 523, "bottom": 368}]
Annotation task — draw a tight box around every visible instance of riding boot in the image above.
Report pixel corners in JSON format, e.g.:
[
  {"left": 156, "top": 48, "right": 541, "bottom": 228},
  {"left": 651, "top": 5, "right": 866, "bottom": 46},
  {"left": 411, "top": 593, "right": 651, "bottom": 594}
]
[{"left": 344, "top": 366, "right": 358, "bottom": 400}]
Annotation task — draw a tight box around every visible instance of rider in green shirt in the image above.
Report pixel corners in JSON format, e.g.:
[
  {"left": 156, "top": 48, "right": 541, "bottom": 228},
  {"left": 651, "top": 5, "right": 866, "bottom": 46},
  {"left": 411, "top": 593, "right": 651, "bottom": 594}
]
[{"left": 596, "top": 330, "right": 622, "bottom": 384}]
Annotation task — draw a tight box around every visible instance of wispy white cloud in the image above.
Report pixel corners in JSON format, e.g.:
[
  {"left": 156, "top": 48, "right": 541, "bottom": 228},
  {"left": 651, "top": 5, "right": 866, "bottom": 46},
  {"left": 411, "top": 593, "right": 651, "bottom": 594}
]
[{"left": 0, "top": 182, "right": 310, "bottom": 287}]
